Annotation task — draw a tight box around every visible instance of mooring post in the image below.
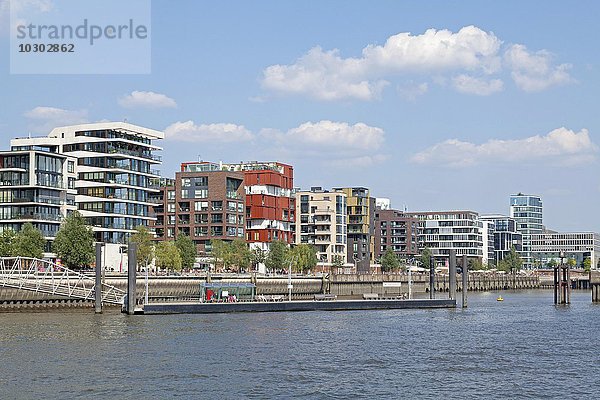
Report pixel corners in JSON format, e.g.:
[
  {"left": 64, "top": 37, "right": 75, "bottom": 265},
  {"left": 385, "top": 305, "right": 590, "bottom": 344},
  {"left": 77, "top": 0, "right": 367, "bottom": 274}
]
[
  {"left": 429, "top": 255, "right": 435, "bottom": 299},
  {"left": 127, "top": 242, "right": 137, "bottom": 315},
  {"left": 448, "top": 250, "right": 457, "bottom": 301},
  {"left": 94, "top": 243, "right": 103, "bottom": 314},
  {"left": 462, "top": 254, "right": 468, "bottom": 308},
  {"left": 553, "top": 266, "right": 558, "bottom": 305}
]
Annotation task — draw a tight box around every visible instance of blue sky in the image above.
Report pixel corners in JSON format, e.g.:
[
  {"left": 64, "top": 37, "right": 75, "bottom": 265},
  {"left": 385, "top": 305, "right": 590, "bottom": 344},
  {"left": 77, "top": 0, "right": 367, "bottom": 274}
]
[{"left": 0, "top": 0, "right": 598, "bottom": 231}]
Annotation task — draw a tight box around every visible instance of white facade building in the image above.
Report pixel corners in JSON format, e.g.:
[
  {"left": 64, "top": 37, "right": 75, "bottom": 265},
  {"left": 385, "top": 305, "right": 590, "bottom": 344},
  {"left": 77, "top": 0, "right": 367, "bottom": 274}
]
[{"left": 531, "top": 232, "right": 600, "bottom": 269}]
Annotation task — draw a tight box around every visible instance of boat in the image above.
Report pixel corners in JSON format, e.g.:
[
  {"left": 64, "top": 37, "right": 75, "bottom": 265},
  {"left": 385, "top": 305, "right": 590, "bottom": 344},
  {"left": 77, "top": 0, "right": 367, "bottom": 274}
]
[{"left": 497, "top": 296, "right": 504, "bottom": 302}]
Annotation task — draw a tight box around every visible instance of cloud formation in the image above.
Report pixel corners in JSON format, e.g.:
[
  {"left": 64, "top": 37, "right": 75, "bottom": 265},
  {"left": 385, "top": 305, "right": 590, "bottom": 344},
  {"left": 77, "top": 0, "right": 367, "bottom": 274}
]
[
  {"left": 118, "top": 91, "right": 177, "bottom": 109},
  {"left": 411, "top": 127, "right": 597, "bottom": 167},
  {"left": 261, "top": 25, "right": 572, "bottom": 101},
  {"left": 24, "top": 106, "right": 88, "bottom": 133},
  {"left": 164, "top": 121, "right": 253, "bottom": 143}
]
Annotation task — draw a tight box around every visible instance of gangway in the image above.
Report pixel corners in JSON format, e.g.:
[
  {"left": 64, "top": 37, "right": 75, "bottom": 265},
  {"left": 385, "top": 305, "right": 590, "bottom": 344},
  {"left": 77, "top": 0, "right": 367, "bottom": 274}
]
[{"left": 0, "top": 257, "right": 125, "bottom": 304}]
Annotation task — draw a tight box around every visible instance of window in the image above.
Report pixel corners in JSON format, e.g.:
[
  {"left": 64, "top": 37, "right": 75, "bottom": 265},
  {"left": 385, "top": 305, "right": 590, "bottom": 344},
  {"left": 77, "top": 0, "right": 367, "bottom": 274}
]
[
  {"left": 167, "top": 190, "right": 175, "bottom": 200},
  {"left": 194, "top": 201, "right": 208, "bottom": 211},
  {"left": 237, "top": 203, "right": 244, "bottom": 213},
  {"left": 195, "top": 214, "right": 208, "bottom": 224},
  {"left": 168, "top": 215, "right": 175, "bottom": 224},
  {"left": 67, "top": 161, "right": 74, "bottom": 173},
  {"left": 211, "top": 213, "right": 223, "bottom": 223},
  {"left": 211, "top": 201, "right": 223, "bottom": 211},
  {"left": 167, "top": 203, "right": 175, "bottom": 213},
  {"left": 227, "top": 214, "right": 237, "bottom": 224},
  {"left": 227, "top": 201, "right": 237, "bottom": 211}
]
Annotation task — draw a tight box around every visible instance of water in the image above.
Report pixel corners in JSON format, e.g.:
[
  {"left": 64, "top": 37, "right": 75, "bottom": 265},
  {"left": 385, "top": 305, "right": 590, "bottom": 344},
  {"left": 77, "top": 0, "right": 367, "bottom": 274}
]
[{"left": 1, "top": 290, "right": 599, "bottom": 399}]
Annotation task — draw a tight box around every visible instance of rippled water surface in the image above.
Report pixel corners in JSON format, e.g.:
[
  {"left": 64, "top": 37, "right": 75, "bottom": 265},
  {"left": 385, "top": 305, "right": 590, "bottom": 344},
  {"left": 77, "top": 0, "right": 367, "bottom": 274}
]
[{"left": 1, "top": 290, "right": 599, "bottom": 399}]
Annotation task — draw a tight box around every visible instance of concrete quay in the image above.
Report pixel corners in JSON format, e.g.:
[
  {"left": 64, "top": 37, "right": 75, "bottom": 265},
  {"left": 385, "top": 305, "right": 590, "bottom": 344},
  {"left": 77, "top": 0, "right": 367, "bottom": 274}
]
[{"left": 142, "top": 298, "right": 456, "bottom": 315}]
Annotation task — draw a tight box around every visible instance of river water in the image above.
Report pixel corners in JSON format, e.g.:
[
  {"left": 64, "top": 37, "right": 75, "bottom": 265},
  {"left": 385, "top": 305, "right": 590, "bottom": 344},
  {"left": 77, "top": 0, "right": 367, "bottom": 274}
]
[{"left": 1, "top": 290, "right": 599, "bottom": 399}]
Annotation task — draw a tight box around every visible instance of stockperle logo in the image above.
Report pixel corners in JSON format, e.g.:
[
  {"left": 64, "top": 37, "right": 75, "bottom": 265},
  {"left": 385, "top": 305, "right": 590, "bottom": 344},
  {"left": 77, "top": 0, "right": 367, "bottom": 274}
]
[{"left": 10, "top": 0, "right": 151, "bottom": 74}]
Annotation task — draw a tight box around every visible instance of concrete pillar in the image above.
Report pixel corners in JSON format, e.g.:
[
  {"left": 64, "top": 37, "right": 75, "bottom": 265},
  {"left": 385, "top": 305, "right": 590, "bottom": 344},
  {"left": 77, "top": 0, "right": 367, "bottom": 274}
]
[
  {"left": 461, "top": 254, "right": 468, "bottom": 308},
  {"left": 429, "top": 255, "right": 435, "bottom": 299},
  {"left": 95, "top": 243, "right": 103, "bottom": 314},
  {"left": 448, "top": 250, "right": 457, "bottom": 301},
  {"left": 127, "top": 242, "right": 137, "bottom": 315}
]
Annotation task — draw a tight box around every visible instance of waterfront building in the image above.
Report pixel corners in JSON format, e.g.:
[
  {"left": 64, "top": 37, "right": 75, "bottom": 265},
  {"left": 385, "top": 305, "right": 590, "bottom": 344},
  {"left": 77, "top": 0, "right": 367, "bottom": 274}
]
[
  {"left": 481, "top": 220, "right": 495, "bottom": 266},
  {"left": 531, "top": 232, "right": 600, "bottom": 269},
  {"left": 373, "top": 209, "right": 419, "bottom": 262},
  {"left": 10, "top": 122, "right": 163, "bottom": 269},
  {"left": 509, "top": 193, "right": 543, "bottom": 269},
  {"left": 332, "top": 187, "right": 375, "bottom": 273},
  {"left": 151, "top": 162, "right": 246, "bottom": 261},
  {"left": 0, "top": 149, "right": 77, "bottom": 256},
  {"left": 480, "top": 214, "right": 523, "bottom": 265},
  {"left": 294, "top": 187, "right": 347, "bottom": 270},
  {"left": 375, "top": 197, "right": 391, "bottom": 210},
  {"left": 406, "top": 210, "right": 484, "bottom": 263}
]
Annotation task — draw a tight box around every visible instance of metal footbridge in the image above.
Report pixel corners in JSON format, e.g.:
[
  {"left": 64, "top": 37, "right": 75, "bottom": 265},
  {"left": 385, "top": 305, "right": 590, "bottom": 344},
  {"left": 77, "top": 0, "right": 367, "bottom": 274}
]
[{"left": 0, "top": 257, "right": 125, "bottom": 304}]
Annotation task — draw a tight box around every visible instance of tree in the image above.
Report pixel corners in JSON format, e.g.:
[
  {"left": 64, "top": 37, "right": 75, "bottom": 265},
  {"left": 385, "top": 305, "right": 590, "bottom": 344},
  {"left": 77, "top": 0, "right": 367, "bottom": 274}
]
[
  {"left": 419, "top": 247, "right": 433, "bottom": 270},
  {"left": 265, "top": 240, "right": 289, "bottom": 273},
  {"left": 229, "top": 238, "right": 252, "bottom": 272},
  {"left": 175, "top": 234, "right": 197, "bottom": 270},
  {"left": 566, "top": 258, "right": 577, "bottom": 268},
  {"left": 332, "top": 255, "right": 345, "bottom": 273},
  {"left": 211, "top": 239, "right": 230, "bottom": 271},
  {"left": 468, "top": 258, "right": 486, "bottom": 271},
  {"left": 130, "top": 225, "right": 154, "bottom": 271},
  {"left": 502, "top": 246, "right": 522, "bottom": 273},
  {"left": 583, "top": 258, "right": 592, "bottom": 272},
  {"left": 13, "top": 223, "right": 45, "bottom": 259},
  {"left": 52, "top": 211, "right": 95, "bottom": 270},
  {"left": 547, "top": 259, "right": 558, "bottom": 268},
  {"left": 291, "top": 244, "right": 318, "bottom": 273},
  {"left": 0, "top": 229, "right": 16, "bottom": 257},
  {"left": 380, "top": 248, "right": 400, "bottom": 272},
  {"left": 251, "top": 247, "right": 266, "bottom": 271},
  {"left": 155, "top": 241, "right": 181, "bottom": 272}
]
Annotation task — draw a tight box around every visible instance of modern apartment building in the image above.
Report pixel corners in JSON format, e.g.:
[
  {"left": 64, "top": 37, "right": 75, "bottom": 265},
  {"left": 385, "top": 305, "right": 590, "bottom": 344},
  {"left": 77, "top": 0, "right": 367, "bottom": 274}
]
[
  {"left": 480, "top": 215, "right": 523, "bottom": 265},
  {"left": 531, "top": 232, "right": 600, "bottom": 269},
  {"left": 152, "top": 162, "right": 246, "bottom": 258},
  {"left": 221, "top": 161, "right": 295, "bottom": 251},
  {"left": 10, "top": 122, "right": 163, "bottom": 270},
  {"left": 510, "top": 193, "right": 543, "bottom": 268},
  {"left": 373, "top": 209, "right": 419, "bottom": 261},
  {"left": 406, "top": 211, "right": 484, "bottom": 263},
  {"left": 295, "top": 187, "right": 347, "bottom": 270},
  {"left": 481, "top": 220, "right": 495, "bottom": 266},
  {"left": 0, "top": 149, "right": 77, "bottom": 255},
  {"left": 332, "top": 187, "right": 375, "bottom": 273}
]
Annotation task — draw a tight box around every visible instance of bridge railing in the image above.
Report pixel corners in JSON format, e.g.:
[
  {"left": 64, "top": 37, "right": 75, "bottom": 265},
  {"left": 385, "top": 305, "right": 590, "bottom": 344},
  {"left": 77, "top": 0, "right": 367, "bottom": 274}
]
[{"left": 0, "top": 257, "right": 125, "bottom": 304}]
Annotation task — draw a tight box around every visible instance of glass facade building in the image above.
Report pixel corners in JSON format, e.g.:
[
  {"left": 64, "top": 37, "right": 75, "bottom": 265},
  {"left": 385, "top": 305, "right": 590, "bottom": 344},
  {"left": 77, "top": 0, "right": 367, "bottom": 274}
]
[{"left": 509, "top": 193, "right": 543, "bottom": 269}]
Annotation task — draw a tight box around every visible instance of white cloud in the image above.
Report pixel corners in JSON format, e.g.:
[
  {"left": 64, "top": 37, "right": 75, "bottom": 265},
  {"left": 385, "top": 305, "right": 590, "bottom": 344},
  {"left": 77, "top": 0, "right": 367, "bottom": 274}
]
[
  {"left": 259, "top": 120, "right": 387, "bottom": 167},
  {"left": 261, "top": 25, "right": 573, "bottom": 100},
  {"left": 24, "top": 106, "right": 88, "bottom": 133},
  {"left": 452, "top": 74, "right": 504, "bottom": 95},
  {"left": 118, "top": 91, "right": 177, "bottom": 109},
  {"left": 504, "top": 44, "right": 573, "bottom": 92},
  {"left": 411, "top": 127, "right": 597, "bottom": 167},
  {"left": 397, "top": 82, "right": 429, "bottom": 101},
  {"left": 1, "top": 0, "right": 53, "bottom": 36},
  {"left": 164, "top": 121, "right": 253, "bottom": 143}
]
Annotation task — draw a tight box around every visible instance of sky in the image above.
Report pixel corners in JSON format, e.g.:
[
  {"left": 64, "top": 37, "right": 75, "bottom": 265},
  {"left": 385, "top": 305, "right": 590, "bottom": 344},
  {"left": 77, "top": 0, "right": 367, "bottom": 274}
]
[{"left": 0, "top": 0, "right": 599, "bottom": 232}]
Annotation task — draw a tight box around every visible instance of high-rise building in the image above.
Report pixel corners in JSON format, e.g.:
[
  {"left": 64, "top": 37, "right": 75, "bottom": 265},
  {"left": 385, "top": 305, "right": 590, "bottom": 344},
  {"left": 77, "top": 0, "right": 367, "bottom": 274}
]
[
  {"left": 373, "top": 209, "right": 419, "bottom": 261},
  {"left": 406, "top": 211, "right": 484, "bottom": 263},
  {"left": 531, "top": 232, "right": 600, "bottom": 269},
  {"left": 480, "top": 214, "right": 523, "bottom": 265},
  {"left": 11, "top": 122, "right": 164, "bottom": 245},
  {"left": 151, "top": 162, "right": 246, "bottom": 262},
  {"left": 332, "top": 187, "right": 375, "bottom": 273},
  {"left": 509, "top": 193, "right": 543, "bottom": 268},
  {"left": 0, "top": 149, "right": 77, "bottom": 255},
  {"left": 295, "top": 187, "right": 347, "bottom": 270}
]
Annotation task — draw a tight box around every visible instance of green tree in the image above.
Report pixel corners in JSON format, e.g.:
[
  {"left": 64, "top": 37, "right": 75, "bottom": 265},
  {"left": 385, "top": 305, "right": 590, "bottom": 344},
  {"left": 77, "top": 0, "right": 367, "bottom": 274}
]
[
  {"left": 211, "top": 239, "right": 230, "bottom": 270},
  {"left": 583, "top": 258, "right": 592, "bottom": 272},
  {"left": 291, "top": 244, "right": 318, "bottom": 273},
  {"left": 175, "top": 234, "right": 197, "bottom": 270},
  {"left": 14, "top": 223, "right": 45, "bottom": 259},
  {"left": 52, "top": 211, "right": 95, "bottom": 270},
  {"left": 155, "top": 241, "right": 182, "bottom": 272},
  {"left": 229, "top": 238, "right": 252, "bottom": 272},
  {"left": 468, "top": 258, "right": 486, "bottom": 271},
  {"left": 566, "top": 258, "right": 577, "bottom": 268},
  {"left": 419, "top": 247, "right": 433, "bottom": 270},
  {"left": 547, "top": 259, "right": 558, "bottom": 268},
  {"left": 380, "top": 248, "right": 400, "bottom": 272},
  {"left": 265, "top": 240, "right": 289, "bottom": 273},
  {"left": 501, "top": 246, "right": 522, "bottom": 273},
  {"left": 130, "top": 225, "right": 154, "bottom": 272},
  {"left": 0, "top": 229, "right": 16, "bottom": 257},
  {"left": 251, "top": 247, "right": 266, "bottom": 271}
]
